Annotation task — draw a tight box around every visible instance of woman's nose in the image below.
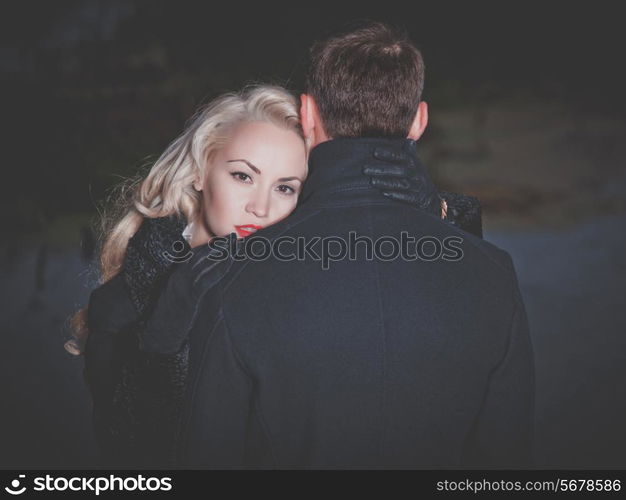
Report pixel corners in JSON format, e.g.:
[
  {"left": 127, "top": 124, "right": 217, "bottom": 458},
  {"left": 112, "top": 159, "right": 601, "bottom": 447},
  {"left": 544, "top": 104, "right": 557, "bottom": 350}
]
[{"left": 245, "top": 190, "right": 271, "bottom": 218}]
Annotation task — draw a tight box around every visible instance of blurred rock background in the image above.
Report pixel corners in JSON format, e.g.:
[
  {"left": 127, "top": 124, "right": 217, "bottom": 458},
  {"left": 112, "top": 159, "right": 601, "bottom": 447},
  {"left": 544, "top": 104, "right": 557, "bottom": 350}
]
[{"left": 1, "top": 0, "right": 624, "bottom": 468}]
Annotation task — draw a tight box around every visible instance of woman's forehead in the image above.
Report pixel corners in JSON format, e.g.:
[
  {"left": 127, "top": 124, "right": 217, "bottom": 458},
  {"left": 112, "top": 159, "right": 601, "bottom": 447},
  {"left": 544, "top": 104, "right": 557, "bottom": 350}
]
[{"left": 221, "top": 121, "right": 306, "bottom": 177}]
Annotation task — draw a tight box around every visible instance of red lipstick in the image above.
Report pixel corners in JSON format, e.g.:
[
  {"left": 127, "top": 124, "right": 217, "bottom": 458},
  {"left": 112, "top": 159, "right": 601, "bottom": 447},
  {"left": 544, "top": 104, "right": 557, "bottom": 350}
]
[{"left": 234, "top": 224, "right": 263, "bottom": 238}]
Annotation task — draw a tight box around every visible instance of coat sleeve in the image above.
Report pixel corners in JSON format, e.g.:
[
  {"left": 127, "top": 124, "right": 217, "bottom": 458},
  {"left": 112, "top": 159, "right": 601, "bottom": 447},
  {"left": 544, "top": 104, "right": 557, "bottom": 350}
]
[
  {"left": 179, "top": 312, "right": 254, "bottom": 467},
  {"left": 84, "top": 273, "right": 140, "bottom": 396},
  {"left": 82, "top": 273, "right": 144, "bottom": 464},
  {"left": 461, "top": 267, "right": 535, "bottom": 467},
  {"left": 439, "top": 191, "right": 483, "bottom": 238}
]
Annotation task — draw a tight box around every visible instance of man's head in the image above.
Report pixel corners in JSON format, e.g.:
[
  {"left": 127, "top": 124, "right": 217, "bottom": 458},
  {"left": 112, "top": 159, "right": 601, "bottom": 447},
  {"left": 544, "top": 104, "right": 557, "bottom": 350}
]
[{"left": 301, "top": 22, "right": 428, "bottom": 149}]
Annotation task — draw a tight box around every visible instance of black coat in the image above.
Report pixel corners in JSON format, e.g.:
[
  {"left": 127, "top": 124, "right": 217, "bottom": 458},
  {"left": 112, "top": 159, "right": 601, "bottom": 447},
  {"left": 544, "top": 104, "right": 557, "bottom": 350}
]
[
  {"left": 142, "top": 137, "right": 534, "bottom": 468},
  {"left": 84, "top": 138, "right": 523, "bottom": 469},
  {"left": 85, "top": 271, "right": 189, "bottom": 468}
]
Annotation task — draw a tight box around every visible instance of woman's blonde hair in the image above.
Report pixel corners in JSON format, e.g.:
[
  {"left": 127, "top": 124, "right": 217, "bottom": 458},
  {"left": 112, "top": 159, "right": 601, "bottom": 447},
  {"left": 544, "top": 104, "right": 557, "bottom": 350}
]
[{"left": 65, "top": 85, "right": 302, "bottom": 355}]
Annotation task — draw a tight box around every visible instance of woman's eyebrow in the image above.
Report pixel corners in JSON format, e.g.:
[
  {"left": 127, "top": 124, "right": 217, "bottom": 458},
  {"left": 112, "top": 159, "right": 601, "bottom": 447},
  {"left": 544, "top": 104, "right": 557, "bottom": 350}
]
[
  {"left": 228, "top": 160, "right": 302, "bottom": 183},
  {"left": 227, "top": 159, "right": 261, "bottom": 174}
]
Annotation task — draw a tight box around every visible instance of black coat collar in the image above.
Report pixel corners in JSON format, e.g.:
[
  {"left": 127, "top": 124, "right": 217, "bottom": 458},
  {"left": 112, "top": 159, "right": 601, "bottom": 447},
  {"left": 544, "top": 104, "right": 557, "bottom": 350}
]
[
  {"left": 298, "top": 137, "right": 483, "bottom": 238},
  {"left": 299, "top": 137, "right": 414, "bottom": 206}
]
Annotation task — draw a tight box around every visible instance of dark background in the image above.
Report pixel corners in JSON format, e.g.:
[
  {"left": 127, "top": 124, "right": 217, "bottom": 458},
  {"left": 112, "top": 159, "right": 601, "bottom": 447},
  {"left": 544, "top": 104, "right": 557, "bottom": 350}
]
[{"left": 1, "top": 0, "right": 625, "bottom": 468}]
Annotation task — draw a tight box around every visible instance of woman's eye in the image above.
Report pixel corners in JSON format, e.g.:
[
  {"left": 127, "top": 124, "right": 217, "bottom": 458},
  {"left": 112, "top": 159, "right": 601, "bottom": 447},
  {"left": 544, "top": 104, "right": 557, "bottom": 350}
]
[
  {"left": 231, "top": 172, "right": 252, "bottom": 183},
  {"left": 277, "top": 184, "right": 296, "bottom": 195}
]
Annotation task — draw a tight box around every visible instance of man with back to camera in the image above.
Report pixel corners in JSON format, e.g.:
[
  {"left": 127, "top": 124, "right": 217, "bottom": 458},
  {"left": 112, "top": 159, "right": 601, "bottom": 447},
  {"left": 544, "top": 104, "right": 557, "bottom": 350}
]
[{"left": 142, "top": 21, "right": 535, "bottom": 468}]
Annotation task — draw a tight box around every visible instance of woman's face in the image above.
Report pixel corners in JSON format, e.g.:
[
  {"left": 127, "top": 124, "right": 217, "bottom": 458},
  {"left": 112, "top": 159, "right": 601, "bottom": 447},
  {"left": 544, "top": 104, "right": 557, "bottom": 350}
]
[{"left": 198, "top": 121, "right": 307, "bottom": 240}]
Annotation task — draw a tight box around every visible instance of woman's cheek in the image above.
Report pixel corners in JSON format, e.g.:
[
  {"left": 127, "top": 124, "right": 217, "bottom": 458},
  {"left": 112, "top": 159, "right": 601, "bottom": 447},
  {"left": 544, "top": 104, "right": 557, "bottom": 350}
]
[
  {"left": 204, "top": 192, "right": 230, "bottom": 236},
  {"left": 275, "top": 195, "right": 298, "bottom": 220}
]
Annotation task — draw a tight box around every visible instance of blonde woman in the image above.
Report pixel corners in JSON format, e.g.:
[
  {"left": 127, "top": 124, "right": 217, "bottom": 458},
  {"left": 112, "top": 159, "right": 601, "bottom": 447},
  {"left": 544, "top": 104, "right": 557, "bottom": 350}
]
[
  {"left": 67, "top": 85, "right": 313, "bottom": 466},
  {"left": 67, "top": 84, "right": 480, "bottom": 467}
]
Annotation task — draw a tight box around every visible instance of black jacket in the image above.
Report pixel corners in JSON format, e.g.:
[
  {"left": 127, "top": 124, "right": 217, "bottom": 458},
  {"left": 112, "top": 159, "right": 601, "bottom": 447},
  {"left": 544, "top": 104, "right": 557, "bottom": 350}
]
[{"left": 148, "top": 137, "right": 534, "bottom": 468}]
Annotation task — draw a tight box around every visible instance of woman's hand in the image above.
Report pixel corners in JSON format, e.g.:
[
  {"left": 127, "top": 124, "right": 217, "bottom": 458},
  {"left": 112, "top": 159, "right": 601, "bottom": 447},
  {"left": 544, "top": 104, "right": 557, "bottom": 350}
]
[
  {"left": 439, "top": 191, "right": 484, "bottom": 238},
  {"left": 362, "top": 139, "right": 444, "bottom": 218},
  {"left": 137, "top": 233, "right": 241, "bottom": 354},
  {"left": 123, "top": 214, "right": 192, "bottom": 317}
]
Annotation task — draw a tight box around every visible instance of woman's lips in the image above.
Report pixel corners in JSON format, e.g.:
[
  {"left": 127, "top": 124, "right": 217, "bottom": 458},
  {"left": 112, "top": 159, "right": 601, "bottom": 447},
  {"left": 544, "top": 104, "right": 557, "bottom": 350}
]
[{"left": 234, "top": 225, "right": 263, "bottom": 238}]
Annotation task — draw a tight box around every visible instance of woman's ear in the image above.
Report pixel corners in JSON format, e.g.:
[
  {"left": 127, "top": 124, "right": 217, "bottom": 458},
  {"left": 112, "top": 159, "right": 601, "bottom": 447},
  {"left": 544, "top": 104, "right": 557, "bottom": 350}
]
[
  {"left": 193, "top": 170, "right": 203, "bottom": 191},
  {"left": 407, "top": 101, "right": 429, "bottom": 141}
]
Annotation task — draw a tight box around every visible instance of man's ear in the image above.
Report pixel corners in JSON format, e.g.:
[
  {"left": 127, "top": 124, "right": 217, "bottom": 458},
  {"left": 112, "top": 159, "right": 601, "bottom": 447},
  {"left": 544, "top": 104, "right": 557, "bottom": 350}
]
[
  {"left": 300, "top": 94, "right": 315, "bottom": 141},
  {"left": 407, "top": 101, "right": 428, "bottom": 141},
  {"left": 300, "top": 94, "right": 329, "bottom": 148}
]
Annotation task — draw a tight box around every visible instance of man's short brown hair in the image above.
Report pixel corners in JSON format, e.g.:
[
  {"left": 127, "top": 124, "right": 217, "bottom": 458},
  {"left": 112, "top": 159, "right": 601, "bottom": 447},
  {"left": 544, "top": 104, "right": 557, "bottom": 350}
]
[{"left": 306, "top": 22, "right": 425, "bottom": 139}]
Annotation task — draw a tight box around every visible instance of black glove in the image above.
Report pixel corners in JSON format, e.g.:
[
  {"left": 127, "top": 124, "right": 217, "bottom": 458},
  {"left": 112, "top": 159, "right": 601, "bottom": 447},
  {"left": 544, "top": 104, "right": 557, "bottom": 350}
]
[
  {"left": 123, "top": 214, "right": 192, "bottom": 318},
  {"left": 363, "top": 139, "right": 443, "bottom": 218},
  {"left": 137, "top": 232, "right": 242, "bottom": 354}
]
